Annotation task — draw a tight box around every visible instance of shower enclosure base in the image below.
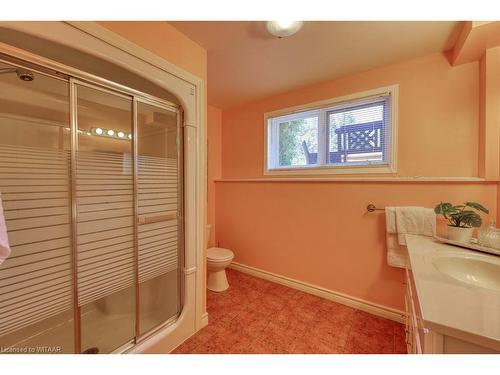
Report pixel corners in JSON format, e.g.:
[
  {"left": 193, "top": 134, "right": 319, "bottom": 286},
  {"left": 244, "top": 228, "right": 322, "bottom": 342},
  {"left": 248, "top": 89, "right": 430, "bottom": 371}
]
[{"left": 6, "top": 308, "right": 176, "bottom": 354}]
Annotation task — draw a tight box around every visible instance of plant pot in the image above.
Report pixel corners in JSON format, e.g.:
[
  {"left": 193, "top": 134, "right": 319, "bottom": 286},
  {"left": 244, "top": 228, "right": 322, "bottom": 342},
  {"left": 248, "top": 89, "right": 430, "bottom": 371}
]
[{"left": 447, "top": 226, "right": 474, "bottom": 243}]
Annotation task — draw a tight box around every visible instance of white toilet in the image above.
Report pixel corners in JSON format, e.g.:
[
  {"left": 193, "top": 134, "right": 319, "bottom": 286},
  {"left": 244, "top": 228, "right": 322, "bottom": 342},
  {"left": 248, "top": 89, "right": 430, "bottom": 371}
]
[{"left": 206, "top": 225, "right": 234, "bottom": 292}]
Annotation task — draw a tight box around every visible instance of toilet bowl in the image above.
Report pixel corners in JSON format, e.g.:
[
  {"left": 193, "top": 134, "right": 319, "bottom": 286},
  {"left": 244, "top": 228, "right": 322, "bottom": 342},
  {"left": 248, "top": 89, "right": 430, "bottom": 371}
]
[
  {"left": 207, "top": 247, "right": 234, "bottom": 292},
  {"left": 206, "top": 225, "right": 234, "bottom": 292}
]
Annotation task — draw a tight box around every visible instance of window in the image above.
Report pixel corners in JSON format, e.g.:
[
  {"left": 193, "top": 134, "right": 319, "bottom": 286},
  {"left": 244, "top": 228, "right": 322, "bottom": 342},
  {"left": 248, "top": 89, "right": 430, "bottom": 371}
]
[{"left": 265, "top": 85, "right": 398, "bottom": 175}]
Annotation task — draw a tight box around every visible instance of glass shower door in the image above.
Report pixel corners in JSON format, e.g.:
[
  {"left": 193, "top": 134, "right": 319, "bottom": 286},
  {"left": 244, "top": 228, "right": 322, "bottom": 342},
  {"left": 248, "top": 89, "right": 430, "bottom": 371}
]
[
  {"left": 74, "top": 83, "right": 136, "bottom": 353},
  {"left": 136, "top": 100, "right": 182, "bottom": 336},
  {"left": 0, "top": 61, "right": 74, "bottom": 353},
  {"left": 73, "top": 84, "right": 183, "bottom": 350}
]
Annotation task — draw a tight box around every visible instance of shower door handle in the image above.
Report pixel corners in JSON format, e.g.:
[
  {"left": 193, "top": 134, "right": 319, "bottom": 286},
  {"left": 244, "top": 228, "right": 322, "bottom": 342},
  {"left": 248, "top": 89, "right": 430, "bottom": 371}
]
[{"left": 137, "top": 212, "right": 178, "bottom": 225}]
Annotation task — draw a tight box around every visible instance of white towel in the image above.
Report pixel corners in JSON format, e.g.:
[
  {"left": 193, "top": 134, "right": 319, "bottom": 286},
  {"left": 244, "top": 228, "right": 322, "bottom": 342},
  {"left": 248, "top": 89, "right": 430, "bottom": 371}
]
[
  {"left": 0, "top": 192, "right": 11, "bottom": 265},
  {"left": 395, "top": 207, "right": 436, "bottom": 245},
  {"left": 385, "top": 207, "right": 397, "bottom": 233},
  {"left": 385, "top": 207, "right": 408, "bottom": 268},
  {"left": 386, "top": 233, "right": 409, "bottom": 268},
  {"left": 385, "top": 206, "right": 436, "bottom": 268}
]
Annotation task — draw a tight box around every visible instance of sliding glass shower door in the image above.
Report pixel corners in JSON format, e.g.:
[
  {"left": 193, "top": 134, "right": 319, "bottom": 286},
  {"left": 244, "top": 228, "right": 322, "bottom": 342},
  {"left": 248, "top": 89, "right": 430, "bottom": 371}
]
[
  {"left": 0, "top": 58, "right": 183, "bottom": 354},
  {"left": 136, "top": 100, "right": 182, "bottom": 336},
  {"left": 0, "top": 61, "right": 74, "bottom": 353},
  {"left": 74, "top": 83, "right": 136, "bottom": 353}
]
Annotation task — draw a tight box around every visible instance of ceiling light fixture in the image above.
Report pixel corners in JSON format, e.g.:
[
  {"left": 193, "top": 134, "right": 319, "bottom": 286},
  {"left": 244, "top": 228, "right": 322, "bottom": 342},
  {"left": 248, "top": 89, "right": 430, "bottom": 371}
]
[{"left": 266, "top": 21, "right": 303, "bottom": 38}]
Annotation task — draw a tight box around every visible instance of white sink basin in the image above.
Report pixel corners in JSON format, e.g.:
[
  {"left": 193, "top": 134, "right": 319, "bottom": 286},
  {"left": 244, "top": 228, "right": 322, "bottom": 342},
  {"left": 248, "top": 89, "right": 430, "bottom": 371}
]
[{"left": 433, "top": 255, "right": 500, "bottom": 291}]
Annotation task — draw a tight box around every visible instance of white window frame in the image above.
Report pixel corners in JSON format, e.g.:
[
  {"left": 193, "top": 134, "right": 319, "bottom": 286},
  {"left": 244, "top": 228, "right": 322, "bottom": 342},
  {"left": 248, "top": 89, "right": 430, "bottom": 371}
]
[{"left": 264, "top": 84, "right": 399, "bottom": 176}]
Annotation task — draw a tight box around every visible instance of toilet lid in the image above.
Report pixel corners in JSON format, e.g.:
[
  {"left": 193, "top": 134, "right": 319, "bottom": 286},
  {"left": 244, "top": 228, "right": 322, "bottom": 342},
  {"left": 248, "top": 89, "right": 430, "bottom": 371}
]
[{"left": 207, "top": 247, "right": 234, "bottom": 261}]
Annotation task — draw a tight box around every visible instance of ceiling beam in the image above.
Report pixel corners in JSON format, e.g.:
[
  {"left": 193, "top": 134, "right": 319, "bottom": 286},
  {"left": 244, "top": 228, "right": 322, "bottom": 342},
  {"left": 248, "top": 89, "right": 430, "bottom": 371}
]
[{"left": 448, "top": 21, "right": 500, "bottom": 65}]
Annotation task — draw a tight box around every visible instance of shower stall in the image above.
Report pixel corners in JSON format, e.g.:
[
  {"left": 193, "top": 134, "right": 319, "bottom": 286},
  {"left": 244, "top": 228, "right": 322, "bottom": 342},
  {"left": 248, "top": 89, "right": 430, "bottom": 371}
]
[{"left": 0, "top": 50, "right": 186, "bottom": 353}]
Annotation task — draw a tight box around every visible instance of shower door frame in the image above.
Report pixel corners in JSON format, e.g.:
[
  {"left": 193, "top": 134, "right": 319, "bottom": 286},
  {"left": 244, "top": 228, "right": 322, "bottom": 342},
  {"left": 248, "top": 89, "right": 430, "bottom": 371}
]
[
  {"left": 132, "top": 96, "right": 186, "bottom": 346},
  {"left": 69, "top": 78, "right": 185, "bottom": 353},
  {"left": 0, "top": 52, "right": 185, "bottom": 353}
]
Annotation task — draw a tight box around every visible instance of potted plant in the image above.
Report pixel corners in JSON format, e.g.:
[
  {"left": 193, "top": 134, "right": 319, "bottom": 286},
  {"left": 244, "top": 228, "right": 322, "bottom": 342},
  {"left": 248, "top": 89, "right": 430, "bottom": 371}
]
[{"left": 434, "top": 202, "right": 489, "bottom": 243}]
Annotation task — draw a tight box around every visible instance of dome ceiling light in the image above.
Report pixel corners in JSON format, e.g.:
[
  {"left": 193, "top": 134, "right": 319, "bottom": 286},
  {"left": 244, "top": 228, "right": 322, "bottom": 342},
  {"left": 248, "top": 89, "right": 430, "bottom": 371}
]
[{"left": 266, "top": 21, "right": 304, "bottom": 38}]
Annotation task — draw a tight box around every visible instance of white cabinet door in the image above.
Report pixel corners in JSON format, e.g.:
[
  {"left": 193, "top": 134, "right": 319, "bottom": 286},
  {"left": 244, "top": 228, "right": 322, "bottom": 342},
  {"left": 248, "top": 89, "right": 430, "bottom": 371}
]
[{"left": 405, "top": 268, "right": 422, "bottom": 354}]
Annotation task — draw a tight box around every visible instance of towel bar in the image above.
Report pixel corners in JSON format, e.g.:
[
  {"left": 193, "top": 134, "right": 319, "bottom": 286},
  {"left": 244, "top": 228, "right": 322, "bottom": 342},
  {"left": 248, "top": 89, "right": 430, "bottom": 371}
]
[{"left": 366, "top": 204, "right": 385, "bottom": 212}]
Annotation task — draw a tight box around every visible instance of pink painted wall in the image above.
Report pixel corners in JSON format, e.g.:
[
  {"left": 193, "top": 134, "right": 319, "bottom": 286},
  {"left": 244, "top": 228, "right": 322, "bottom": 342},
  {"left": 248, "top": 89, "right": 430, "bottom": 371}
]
[
  {"left": 477, "top": 46, "right": 500, "bottom": 222},
  {"left": 215, "top": 52, "right": 496, "bottom": 311},
  {"left": 216, "top": 182, "right": 497, "bottom": 310},
  {"left": 207, "top": 105, "right": 222, "bottom": 246},
  {"left": 98, "top": 21, "right": 207, "bottom": 80},
  {"left": 221, "top": 53, "right": 479, "bottom": 179}
]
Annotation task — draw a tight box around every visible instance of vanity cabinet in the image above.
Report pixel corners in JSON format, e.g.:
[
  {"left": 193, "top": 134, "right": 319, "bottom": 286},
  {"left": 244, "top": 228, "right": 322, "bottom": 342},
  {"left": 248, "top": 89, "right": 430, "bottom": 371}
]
[
  {"left": 404, "top": 267, "right": 498, "bottom": 354},
  {"left": 404, "top": 268, "right": 441, "bottom": 354}
]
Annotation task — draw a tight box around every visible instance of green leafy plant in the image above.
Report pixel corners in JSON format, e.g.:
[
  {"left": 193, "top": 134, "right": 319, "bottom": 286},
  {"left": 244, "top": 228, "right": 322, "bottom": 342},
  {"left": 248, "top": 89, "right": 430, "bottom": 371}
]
[{"left": 434, "top": 202, "right": 489, "bottom": 228}]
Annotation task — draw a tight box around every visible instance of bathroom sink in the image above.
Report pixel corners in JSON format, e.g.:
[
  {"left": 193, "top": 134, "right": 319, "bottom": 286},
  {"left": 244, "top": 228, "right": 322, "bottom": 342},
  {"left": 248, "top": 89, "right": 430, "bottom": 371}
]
[{"left": 432, "top": 255, "right": 500, "bottom": 291}]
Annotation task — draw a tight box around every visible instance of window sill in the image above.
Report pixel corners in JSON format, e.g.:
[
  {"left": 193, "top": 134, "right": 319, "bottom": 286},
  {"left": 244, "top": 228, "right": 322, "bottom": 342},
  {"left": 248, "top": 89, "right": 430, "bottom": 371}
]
[
  {"left": 264, "top": 164, "right": 395, "bottom": 176},
  {"left": 214, "top": 177, "right": 489, "bottom": 183}
]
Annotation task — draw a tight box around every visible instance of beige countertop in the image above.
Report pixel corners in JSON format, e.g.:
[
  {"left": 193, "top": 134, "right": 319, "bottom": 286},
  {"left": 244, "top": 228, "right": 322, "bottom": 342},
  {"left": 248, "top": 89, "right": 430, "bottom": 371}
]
[{"left": 405, "top": 235, "right": 500, "bottom": 351}]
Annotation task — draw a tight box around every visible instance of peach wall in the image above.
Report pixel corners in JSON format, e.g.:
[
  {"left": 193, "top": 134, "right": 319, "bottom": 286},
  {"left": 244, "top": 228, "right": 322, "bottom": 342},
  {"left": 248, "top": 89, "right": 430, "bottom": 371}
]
[
  {"left": 216, "top": 182, "right": 497, "bottom": 310},
  {"left": 450, "top": 21, "right": 500, "bottom": 66},
  {"left": 215, "top": 51, "right": 495, "bottom": 311},
  {"left": 498, "top": 183, "right": 500, "bottom": 225},
  {"left": 221, "top": 53, "right": 479, "bottom": 179},
  {"left": 479, "top": 47, "right": 500, "bottom": 180},
  {"left": 97, "top": 21, "right": 207, "bottom": 80},
  {"left": 479, "top": 55, "right": 486, "bottom": 178},
  {"left": 479, "top": 47, "right": 500, "bottom": 222},
  {"left": 207, "top": 105, "right": 222, "bottom": 246}
]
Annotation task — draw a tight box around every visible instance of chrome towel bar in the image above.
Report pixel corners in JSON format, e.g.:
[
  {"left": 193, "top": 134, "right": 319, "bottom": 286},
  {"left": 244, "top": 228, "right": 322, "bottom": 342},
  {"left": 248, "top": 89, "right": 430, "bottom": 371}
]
[{"left": 366, "top": 204, "right": 385, "bottom": 212}]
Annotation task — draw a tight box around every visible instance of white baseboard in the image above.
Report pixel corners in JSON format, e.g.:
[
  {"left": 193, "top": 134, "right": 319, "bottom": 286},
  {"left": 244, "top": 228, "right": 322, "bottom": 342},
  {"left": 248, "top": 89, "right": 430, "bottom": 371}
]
[
  {"left": 200, "top": 312, "right": 209, "bottom": 328},
  {"left": 229, "top": 262, "right": 405, "bottom": 324}
]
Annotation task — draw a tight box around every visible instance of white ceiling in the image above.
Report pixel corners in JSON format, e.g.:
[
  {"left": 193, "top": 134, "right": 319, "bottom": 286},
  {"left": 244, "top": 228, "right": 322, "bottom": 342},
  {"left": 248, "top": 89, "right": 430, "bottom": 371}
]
[{"left": 170, "top": 21, "right": 461, "bottom": 109}]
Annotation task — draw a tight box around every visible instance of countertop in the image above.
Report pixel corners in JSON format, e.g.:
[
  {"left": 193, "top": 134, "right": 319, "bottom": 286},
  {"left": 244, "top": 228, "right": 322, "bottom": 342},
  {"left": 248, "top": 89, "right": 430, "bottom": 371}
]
[{"left": 405, "top": 235, "right": 500, "bottom": 351}]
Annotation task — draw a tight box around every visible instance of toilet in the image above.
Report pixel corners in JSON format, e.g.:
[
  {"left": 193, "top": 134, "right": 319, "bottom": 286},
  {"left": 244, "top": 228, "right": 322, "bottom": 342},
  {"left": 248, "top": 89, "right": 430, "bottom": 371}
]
[{"left": 206, "top": 225, "right": 234, "bottom": 292}]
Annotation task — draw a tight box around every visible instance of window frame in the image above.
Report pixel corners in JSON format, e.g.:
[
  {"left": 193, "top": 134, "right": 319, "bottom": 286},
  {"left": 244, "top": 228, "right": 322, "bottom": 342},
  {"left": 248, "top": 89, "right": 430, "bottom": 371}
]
[{"left": 264, "top": 84, "right": 398, "bottom": 176}]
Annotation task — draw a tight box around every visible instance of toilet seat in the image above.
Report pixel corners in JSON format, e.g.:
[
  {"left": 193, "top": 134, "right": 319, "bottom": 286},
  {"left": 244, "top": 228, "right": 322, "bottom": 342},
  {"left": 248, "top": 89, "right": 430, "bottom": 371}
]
[{"left": 207, "top": 247, "right": 234, "bottom": 262}]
